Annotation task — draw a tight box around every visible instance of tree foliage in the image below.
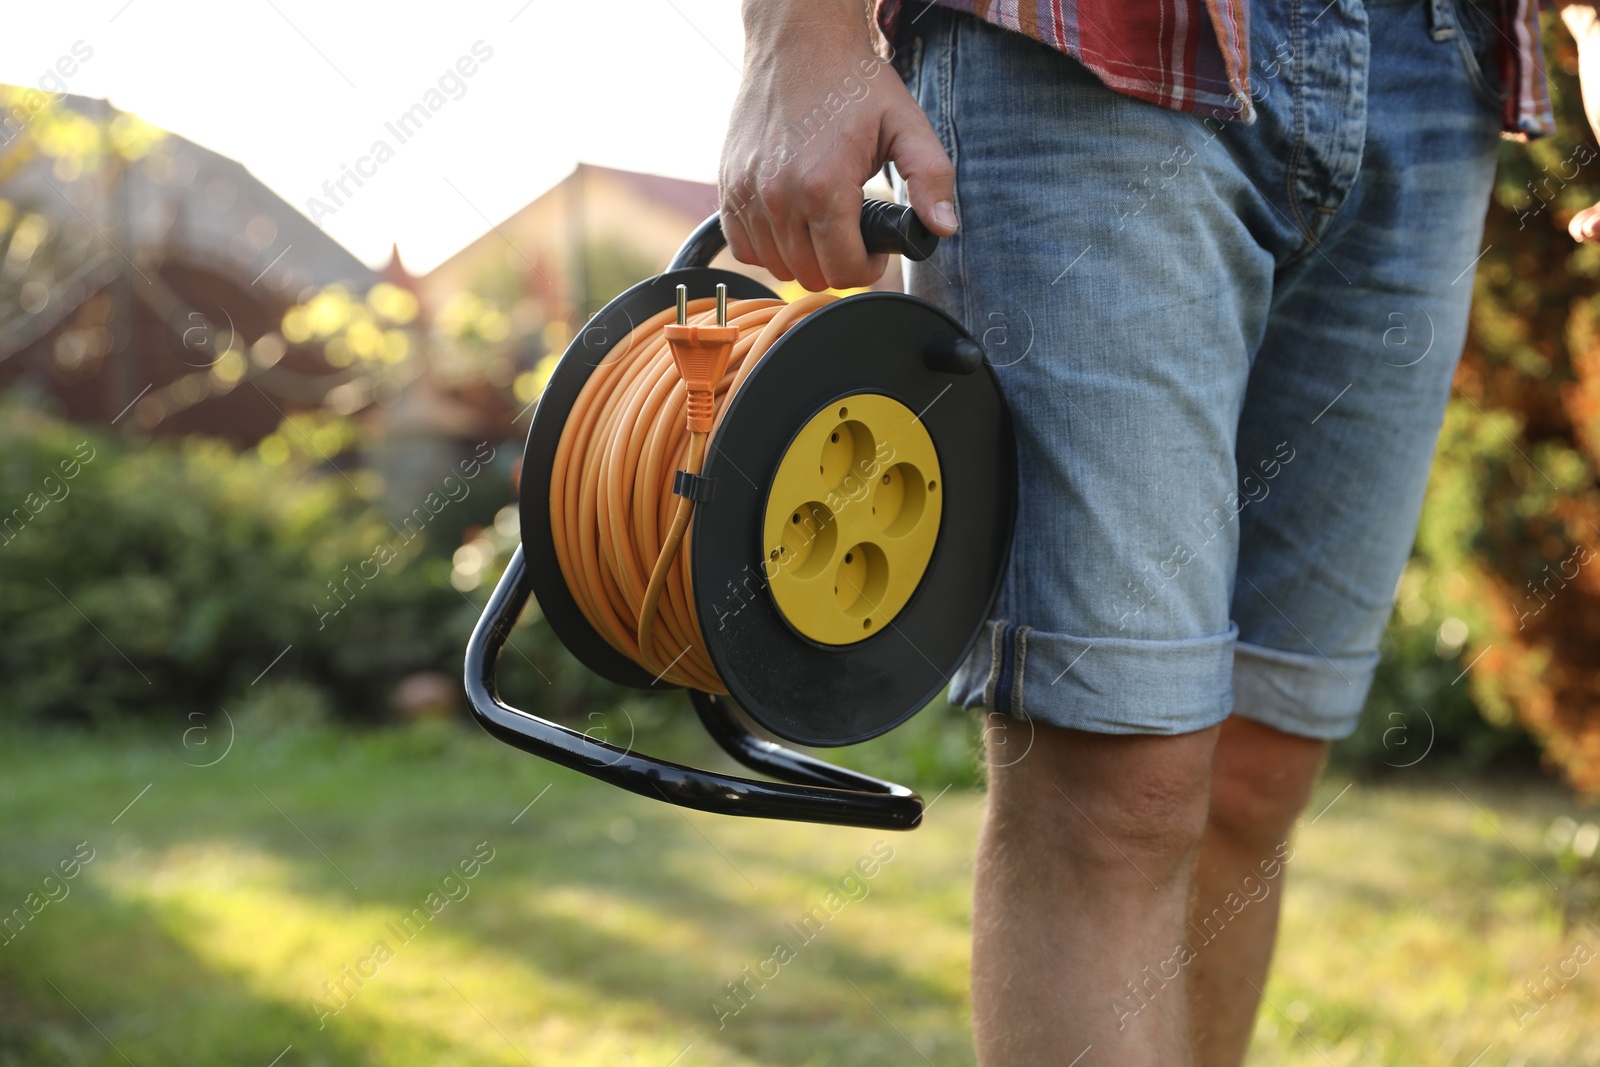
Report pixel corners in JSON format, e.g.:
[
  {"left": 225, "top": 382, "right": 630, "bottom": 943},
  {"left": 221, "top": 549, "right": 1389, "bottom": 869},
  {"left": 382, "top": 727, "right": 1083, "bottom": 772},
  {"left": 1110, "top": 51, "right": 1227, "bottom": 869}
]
[{"left": 1417, "top": 17, "right": 1600, "bottom": 793}]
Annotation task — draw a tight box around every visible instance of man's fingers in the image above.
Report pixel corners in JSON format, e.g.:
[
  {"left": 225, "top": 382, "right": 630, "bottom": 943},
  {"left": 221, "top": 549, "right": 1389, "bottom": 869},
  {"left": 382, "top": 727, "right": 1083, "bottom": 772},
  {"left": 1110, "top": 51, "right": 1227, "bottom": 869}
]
[
  {"left": 809, "top": 198, "right": 888, "bottom": 289},
  {"left": 720, "top": 52, "right": 950, "bottom": 285},
  {"left": 1570, "top": 204, "right": 1600, "bottom": 243},
  {"left": 884, "top": 101, "right": 958, "bottom": 236},
  {"left": 773, "top": 208, "right": 831, "bottom": 292},
  {"left": 721, "top": 209, "right": 759, "bottom": 265},
  {"left": 743, "top": 210, "right": 795, "bottom": 282}
]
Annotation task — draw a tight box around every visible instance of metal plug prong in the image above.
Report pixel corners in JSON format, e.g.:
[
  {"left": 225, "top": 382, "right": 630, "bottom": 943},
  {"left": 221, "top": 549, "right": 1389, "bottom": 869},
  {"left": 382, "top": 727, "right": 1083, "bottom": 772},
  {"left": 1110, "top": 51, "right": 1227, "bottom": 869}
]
[
  {"left": 715, "top": 283, "right": 727, "bottom": 326},
  {"left": 675, "top": 284, "right": 688, "bottom": 325}
]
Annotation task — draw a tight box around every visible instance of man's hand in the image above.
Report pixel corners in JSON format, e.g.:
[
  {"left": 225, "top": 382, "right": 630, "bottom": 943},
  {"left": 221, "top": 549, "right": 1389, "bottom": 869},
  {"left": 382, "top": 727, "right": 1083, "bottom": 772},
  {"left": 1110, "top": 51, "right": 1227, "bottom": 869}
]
[
  {"left": 1563, "top": 4, "right": 1600, "bottom": 241},
  {"left": 719, "top": 0, "right": 957, "bottom": 291}
]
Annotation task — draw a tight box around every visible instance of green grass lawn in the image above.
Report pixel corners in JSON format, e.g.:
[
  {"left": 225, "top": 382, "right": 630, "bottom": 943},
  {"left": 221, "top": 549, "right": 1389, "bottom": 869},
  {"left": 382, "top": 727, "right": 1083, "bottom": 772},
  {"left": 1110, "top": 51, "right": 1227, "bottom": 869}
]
[{"left": 0, "top": 716, "right": 1595, "bottom": 1066}]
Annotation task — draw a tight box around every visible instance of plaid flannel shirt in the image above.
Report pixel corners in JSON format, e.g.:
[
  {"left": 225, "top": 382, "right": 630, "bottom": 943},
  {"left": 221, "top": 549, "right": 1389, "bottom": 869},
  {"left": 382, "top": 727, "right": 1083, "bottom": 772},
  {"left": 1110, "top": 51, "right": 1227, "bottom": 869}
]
[{"left": 875, "top": 0, "right": 1555, "bottom": 138}]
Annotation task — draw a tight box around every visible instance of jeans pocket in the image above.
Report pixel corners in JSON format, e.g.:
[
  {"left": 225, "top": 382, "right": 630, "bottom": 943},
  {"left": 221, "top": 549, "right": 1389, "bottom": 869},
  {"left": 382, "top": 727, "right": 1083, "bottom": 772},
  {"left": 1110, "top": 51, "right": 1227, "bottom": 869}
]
[
  {"left": 889, "top": 21, "right": 923, "bottom": 95},
  {"left": 892, "top": 7, "right": 960, "bottom": 161},
  {"left": 1449, "top": 0, "right": 1508, "bottom": 111}
]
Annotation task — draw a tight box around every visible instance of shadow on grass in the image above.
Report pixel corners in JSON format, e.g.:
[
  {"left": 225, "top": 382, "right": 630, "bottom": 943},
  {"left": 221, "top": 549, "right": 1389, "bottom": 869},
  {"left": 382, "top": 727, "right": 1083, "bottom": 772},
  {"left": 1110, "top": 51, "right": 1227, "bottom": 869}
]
[
  {"left": 0, "top": 722, "right": 971, "bottom": 1066},
  {"left": 0, "top": 878, "right": 390, "bottom": 1066}
]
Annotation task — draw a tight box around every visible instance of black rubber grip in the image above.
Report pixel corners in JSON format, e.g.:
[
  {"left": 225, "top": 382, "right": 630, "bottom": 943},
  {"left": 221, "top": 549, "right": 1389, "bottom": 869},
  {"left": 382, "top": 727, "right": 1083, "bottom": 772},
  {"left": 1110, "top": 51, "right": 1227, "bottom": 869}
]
[
  {"left": 859, "top": 199, "right": 939, "bottom": 262},
  {"left": 672, "top": 199, "right": 943, "bottom": 273}
]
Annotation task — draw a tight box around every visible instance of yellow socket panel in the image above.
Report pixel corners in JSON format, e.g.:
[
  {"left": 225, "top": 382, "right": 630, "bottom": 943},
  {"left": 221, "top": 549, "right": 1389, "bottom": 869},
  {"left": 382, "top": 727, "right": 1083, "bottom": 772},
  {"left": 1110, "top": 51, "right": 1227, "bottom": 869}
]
[{"left": 761, "top": 393, "right": 942, "bottom": 645}]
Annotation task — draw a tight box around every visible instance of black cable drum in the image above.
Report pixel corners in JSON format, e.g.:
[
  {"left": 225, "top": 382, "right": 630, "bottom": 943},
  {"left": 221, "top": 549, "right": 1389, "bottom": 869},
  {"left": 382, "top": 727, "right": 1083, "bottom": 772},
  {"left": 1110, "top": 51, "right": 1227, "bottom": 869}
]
[
  {"left": 518, "top": 269, "right": 773, "bottom": 691},
  {"left": 520, "top": 276, "right": 1015, "bottom": 747},
  {"left": 692, "top": 292, "right": 1014, "bottom": 745}
]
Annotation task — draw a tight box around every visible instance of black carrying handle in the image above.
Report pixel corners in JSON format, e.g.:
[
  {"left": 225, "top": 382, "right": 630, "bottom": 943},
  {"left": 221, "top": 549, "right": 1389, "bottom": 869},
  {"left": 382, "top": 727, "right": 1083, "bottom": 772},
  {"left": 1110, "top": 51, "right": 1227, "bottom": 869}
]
[
  {"left": 860, "top": 200, "right": 940, "bottom": 261},
  {"left": 464, "top": 548, "right": 924, "bottom": 830},
  {"left": 670, "top": 198, "right": 939, "bottom": 272}
]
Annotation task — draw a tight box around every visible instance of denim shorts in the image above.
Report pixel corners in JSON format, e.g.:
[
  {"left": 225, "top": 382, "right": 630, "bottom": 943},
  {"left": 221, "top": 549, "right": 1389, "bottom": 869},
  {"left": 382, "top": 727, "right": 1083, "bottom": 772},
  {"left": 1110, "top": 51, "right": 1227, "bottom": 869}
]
[{"left": 894, "top": 0, "right": 1504, "bottom": 739}]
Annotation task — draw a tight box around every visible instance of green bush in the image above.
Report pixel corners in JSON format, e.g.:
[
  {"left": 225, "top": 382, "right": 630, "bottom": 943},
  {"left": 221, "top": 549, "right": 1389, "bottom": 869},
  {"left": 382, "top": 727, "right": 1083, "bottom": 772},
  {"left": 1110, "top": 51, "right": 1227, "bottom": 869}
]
[
  {"left": 0, "top": 403, "right": 1551, "bottom": 790},
  {"left": 1330, "top": 619, "right": 1542, "bottom": 779},
  {"left": 0, "top": 406, "right": 604, "bottom": 726}
]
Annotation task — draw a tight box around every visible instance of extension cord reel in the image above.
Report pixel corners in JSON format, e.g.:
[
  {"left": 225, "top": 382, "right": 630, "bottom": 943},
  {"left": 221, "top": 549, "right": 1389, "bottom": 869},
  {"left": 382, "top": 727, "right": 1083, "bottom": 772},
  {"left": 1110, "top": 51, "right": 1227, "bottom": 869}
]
[{"left": 465, "top": 200, "right": 1015, "bottom": 829}]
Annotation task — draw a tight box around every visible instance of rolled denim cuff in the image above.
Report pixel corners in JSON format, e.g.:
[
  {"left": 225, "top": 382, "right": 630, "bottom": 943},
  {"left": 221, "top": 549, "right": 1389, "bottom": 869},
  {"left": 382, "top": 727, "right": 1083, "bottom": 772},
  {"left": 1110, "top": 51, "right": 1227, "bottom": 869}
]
[
  {"left": 1230, "top": 639, "right": 1379, "bottom": 740},
  {"left": 949, "top": 619, "right": 1238, "bottom": 736}
]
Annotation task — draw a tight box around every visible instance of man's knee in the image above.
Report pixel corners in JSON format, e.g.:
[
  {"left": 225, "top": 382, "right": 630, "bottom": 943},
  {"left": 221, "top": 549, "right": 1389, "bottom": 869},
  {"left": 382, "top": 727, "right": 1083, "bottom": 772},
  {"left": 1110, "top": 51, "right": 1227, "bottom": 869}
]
[
  {"left": 988, "top": 721, "right": 1219, "bottom": 885},
  {"left": 1206, "top": 715, "right": 1329, "bottom": 853}
]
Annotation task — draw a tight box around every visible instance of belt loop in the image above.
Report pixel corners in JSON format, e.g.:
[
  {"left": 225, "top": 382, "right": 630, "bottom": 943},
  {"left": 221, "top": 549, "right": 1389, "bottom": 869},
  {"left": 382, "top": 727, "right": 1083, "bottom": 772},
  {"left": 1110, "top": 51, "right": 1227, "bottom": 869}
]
[{"left": 1426, "top": 0, "right": 1458, "bottom": 41}]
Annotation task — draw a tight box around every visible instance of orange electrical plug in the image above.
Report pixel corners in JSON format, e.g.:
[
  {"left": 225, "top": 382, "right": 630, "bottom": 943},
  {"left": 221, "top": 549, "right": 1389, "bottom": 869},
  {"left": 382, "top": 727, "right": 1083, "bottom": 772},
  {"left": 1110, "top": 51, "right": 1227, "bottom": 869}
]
[{"left": 664, "top": 283, "right": 739, "bottom": 432}]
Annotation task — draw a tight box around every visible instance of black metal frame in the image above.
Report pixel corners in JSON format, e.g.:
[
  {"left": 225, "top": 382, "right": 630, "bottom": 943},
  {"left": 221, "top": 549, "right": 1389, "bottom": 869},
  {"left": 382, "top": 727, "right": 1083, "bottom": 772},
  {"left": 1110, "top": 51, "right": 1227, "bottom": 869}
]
[
  {"left": 461, "top": 201, "right": 941, "bottom": 831},
  {"left": 465, "top": 546, "right": 923, "bottom": 828}
]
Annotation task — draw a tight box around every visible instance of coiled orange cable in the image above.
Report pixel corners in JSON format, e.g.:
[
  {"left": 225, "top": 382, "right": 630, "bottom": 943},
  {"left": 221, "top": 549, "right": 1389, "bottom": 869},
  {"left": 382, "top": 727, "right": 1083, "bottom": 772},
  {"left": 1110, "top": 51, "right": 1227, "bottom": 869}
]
[{"left": 550, "top": 290, "right": 838, "bottom": 691}]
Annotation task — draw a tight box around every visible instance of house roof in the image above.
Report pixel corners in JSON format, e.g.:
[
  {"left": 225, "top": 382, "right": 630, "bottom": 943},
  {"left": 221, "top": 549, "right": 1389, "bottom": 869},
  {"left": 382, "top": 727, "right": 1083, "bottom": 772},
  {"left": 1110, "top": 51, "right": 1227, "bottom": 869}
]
[
  {"left": 576, "top": 162, "right": 718, "bottom": 223},
  {"left": 1, "top": 94, "right": 374, "bottom": 313}
]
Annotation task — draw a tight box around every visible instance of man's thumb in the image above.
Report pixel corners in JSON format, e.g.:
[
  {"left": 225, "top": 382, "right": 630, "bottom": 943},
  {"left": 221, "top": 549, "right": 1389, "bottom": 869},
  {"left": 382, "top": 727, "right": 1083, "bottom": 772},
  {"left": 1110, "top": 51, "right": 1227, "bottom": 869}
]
[{"left": 885, "top": 107, "right": 957, "bottom": 236}]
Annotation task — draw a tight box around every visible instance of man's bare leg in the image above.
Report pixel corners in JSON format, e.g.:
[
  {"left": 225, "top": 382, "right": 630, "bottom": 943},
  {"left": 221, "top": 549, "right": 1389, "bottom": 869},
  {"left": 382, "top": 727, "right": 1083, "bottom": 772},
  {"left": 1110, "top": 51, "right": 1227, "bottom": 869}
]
[
  {"left": 972, "top": 721, "right": 1220, "bottom": 1066},
  {"left": 1188, "top": 716, "right": 1329, "bottom": 1067}
]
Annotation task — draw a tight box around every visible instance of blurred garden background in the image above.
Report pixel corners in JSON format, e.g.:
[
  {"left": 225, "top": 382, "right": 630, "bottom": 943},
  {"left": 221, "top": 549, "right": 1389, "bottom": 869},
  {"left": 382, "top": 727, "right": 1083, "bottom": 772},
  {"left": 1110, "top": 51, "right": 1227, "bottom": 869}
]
[{"left": 3, "top": 8, "right": 1600, "bottom": 1067}]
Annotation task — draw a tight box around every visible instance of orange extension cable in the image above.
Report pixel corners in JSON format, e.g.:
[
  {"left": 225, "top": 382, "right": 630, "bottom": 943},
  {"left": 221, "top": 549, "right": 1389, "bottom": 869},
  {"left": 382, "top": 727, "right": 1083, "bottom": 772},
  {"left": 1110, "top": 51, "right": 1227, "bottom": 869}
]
[{"left": 550, "top": 289, "right": 838, "bottom": 692}]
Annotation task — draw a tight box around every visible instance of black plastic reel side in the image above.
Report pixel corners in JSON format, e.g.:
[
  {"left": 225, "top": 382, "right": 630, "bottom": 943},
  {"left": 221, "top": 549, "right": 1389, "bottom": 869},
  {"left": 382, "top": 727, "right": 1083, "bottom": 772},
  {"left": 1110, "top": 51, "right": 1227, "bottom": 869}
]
[
  {"left": 693, "top": 293, "right": 1015, "bottom": 746},
  {"left": 518, "top": 268, "right": 776, "bottom": 690}
]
